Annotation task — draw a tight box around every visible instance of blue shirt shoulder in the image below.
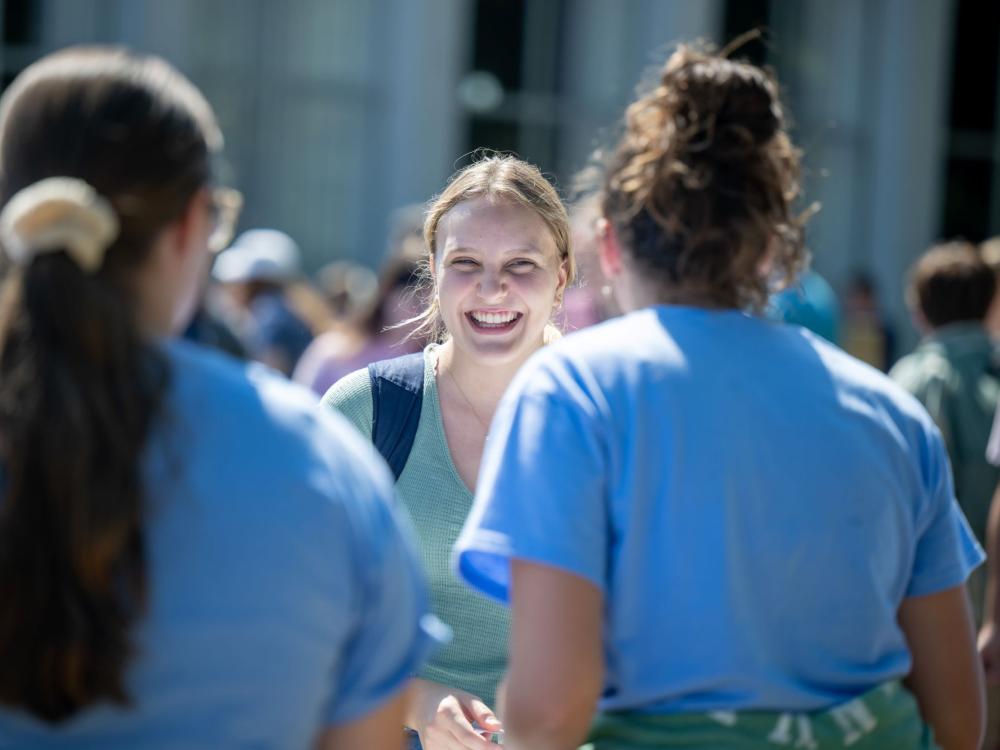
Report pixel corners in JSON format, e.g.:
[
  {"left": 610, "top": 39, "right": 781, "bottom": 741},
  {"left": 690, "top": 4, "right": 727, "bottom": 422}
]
[{"left": 0, "top": 339, "right": 441, "bottom": 748}]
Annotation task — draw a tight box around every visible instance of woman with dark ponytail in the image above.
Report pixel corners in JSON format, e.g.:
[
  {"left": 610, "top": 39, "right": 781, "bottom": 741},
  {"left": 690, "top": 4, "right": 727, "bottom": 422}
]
[
  {"left": 0, "top": 47, "right": 438, "bottom": 748},
  {"left": 456, "top": 44, "right": 984, "bottom": 749}
]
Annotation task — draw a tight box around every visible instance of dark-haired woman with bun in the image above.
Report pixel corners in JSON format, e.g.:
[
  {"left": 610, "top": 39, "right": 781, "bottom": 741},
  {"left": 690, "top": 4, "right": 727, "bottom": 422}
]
[
  {"left": 455, "top": 44, "right": 985, "bottom": 749},
  {"left": 0, "top": 47, "right": 439, "bottom": 748}
]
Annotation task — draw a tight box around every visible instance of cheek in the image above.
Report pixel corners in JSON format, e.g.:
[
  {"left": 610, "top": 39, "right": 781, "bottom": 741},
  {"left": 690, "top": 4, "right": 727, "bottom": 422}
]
[
  {"left": 514, "top": 271, "right": 561, "bottom": 304},
  {"left": 435, "top": 273, "right": 472, "bottom": 316}
]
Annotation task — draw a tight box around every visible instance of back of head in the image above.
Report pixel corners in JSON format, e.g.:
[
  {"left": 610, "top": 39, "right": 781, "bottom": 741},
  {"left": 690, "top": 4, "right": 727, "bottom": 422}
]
[
  {"left": 0, "top": 47, "right": 219, "bottom": 721},
  {"left": 909, "top": 241, "right": 995, "bottom": 329},
  {"left": 601, "top": 43, "right": 808, "bottom": 310}
]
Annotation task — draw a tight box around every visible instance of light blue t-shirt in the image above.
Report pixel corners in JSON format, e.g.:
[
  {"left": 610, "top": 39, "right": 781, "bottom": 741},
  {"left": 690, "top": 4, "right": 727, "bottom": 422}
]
[
  {"left": 0, "top": 340, "right": 441, "bottom": 749},
  {"left": 455, "top": 305, "right": 983, "bottom": 714}
]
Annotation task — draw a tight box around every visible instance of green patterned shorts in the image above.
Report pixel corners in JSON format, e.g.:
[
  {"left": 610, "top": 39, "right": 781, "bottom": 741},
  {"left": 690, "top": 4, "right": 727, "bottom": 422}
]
[{"left": 581, "top": 682, "right": 937, "bottom": 749}]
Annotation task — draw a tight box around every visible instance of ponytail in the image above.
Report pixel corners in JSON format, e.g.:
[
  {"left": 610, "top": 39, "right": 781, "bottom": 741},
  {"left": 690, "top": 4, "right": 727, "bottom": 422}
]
[
  {"left": 0, "top": 46, "right": 217, "bottom": 722},
  {"left": 0, "top": 178, "right": 170, "bottom": 721}
]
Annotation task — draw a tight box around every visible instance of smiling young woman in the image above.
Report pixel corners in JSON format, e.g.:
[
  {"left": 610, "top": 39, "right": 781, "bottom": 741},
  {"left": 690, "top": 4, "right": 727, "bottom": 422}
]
[{"left": 322, "top": 155, "right": 575, "bottom": 750}]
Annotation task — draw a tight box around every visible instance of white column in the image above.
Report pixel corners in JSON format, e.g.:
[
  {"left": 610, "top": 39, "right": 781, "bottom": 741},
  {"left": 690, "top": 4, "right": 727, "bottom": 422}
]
[
  {"left": 362, "top": 0, "right": 472, "bottom": 265},
  {"left": 769, "top": 0, "right": 955, "bottom": 351},
  {"left": 768, "top": 0, "right": 870, "bottom": 287},
  {"left": 560, "top": 0, "right": 724, "bottom": 180},
  {"left": 866, "top": 0, "right": 955, "bottom": 349}
]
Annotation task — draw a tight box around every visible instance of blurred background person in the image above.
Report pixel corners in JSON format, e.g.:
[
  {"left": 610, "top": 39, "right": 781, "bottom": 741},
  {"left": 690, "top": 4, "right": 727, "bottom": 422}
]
[
  {"left": 891, "top": 242, "right": 1000, "bottom": 583},
  {"left": 0, "top": 46, "right": 439, "bottom": 749},
  {"left": 767, "top": 268, "right": 841, "bottom": 344},
  {"left": 213, "top": 227, "right": 316, "bottom": 375},
  {"left": 293, "top": 204, "right": 427, "bottom": 396},
  {"left": 559, "top": 192, "right": 616, "bottom": 331},
  {"left": 182, "top": 263, "right": 247, "bottom": 360},
  {"left": 455, "top": 44, "right": 984, "bottom": 750},
  {"left": 317, "top": 258, "right": 379, "bottom": 321},
  {"left": 841, "top": 270, "right": 897, "bottom": 371},
  {"left": 183, "top": 299, "right": 247, "bottom": 359},
  {"left": 294, "top": 254, "right": 425, "bottom": 396}
]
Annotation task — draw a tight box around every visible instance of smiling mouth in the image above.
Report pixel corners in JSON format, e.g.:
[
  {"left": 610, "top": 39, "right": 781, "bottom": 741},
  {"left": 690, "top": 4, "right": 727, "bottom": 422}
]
[{"left": 466, "top": 310, "right": 523, "bottom": 331}]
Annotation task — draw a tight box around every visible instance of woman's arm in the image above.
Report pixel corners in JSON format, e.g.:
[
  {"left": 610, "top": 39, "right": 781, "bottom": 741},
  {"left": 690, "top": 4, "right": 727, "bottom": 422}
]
[
  {"left": 316, "top": 688, "right": 409, "bottom": 750},
  {"left": 501, "top": 559, "right": 604, "bottom": 750},
  {"left": 899, "top": 584, "right": 984, "bottom": 750}
]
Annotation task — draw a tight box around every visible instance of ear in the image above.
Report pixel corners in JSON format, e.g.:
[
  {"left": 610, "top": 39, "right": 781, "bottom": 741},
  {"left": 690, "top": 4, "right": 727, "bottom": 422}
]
[
  {"left": 555, "top": 255, "right": 569, "bottom": 301},
  {"left": 597, "top": 218, "right": 623, "bottom": 279}
]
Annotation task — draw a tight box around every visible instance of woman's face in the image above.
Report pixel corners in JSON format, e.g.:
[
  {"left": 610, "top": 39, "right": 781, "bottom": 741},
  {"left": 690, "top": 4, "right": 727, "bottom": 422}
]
[{"left": 434, "top": 196, "right": 566, "bottom": 368}]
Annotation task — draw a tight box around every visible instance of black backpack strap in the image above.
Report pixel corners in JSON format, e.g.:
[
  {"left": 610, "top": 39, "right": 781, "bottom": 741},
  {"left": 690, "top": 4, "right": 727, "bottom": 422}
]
[{"left": 368, "top": 352, "right": 425, "bottom": 481}]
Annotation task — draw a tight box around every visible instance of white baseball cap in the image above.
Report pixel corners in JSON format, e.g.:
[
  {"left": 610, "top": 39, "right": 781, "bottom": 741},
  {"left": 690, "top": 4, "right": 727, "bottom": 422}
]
[{"left": 212, "top": 228, "right": 301, "bottom": 284}]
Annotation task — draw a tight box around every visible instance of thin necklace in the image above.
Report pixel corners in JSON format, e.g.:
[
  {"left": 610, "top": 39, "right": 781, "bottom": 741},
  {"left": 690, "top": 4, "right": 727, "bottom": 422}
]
[{"left": 446, "top": 367, "right": 491, "bottom": 432}]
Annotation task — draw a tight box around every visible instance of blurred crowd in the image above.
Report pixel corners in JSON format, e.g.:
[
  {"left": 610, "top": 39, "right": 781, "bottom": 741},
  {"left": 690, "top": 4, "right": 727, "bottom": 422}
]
[
  {"left": 191, "top": 211, "right": 1000, "bottom": 402},
  {"left": 186, "top": 196, "right": 619, "bottom": 392}
]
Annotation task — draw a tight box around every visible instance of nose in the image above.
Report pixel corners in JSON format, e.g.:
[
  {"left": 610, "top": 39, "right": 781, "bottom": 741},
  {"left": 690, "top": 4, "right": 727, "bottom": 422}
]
[{"left": 477, "top": 268, "right": 506, "bottom": 302}]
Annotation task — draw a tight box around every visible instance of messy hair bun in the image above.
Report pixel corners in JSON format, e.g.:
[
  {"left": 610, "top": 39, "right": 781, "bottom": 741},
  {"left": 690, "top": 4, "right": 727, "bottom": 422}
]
[{"left": 602, "top": 43, "right": 810, "bottom": 310}]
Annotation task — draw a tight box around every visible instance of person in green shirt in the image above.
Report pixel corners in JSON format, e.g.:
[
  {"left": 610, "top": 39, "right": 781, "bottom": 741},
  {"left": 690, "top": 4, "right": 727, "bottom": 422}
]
[
  {"left": 323, "top": 155, "right": 576, "bottom": 750},
  {"left": 891, "top": 242, "right": 1000, "bottom": 576}
]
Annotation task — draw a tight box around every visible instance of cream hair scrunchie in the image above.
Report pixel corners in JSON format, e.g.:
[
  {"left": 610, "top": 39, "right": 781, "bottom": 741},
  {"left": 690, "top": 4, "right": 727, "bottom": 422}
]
[{"left": 0, "top": 177, "right": 120, "bottom": 273}]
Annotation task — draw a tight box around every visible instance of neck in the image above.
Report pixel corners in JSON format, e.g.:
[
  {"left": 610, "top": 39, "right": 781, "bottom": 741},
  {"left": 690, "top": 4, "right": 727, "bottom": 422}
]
[
  {"left": 131, "top": 270, "right": 176, "bottom": 339},
  {"left": 615, "top": 269, "right": 735, "bottom": 312},
  {"left": 130, "top": 232, "right": 187, "bottom": 339},
  {"left": 437, "top": 338, "right": 534, "bottom": 418}
]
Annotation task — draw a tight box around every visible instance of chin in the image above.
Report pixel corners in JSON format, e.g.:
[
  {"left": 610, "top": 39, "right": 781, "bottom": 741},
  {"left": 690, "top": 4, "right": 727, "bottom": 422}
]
[{"left": 457, "top": 335, "right": 542, "bottom": 370}]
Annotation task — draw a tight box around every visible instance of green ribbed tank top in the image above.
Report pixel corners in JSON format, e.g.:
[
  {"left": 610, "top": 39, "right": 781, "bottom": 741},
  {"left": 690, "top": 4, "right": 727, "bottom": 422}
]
[{"left": 321, "top": 345, "right": 509, "bottom": 707}]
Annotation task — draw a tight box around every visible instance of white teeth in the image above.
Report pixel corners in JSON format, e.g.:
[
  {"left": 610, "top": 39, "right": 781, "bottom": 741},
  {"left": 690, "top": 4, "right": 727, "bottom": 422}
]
[{"left": 471, "top": 311, "right": 518, "bottom": 326}]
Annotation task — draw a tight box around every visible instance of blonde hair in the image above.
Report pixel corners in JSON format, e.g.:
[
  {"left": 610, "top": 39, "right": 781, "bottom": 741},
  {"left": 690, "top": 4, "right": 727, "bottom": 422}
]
[{"left": 408, "top": 154, "right": 575, "bottom": 342}]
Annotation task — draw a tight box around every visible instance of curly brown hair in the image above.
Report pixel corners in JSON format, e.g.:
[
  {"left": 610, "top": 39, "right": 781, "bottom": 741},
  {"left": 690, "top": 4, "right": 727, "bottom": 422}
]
[{"left": 601, "top": 43, "right": 811, "bottom": 310}]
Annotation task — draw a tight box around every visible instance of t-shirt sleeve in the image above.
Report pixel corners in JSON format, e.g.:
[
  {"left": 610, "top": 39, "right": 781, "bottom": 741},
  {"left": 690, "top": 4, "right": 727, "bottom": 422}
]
[
  {"left": 907, "top": 423, "right": 985, "bottom": 597},
  {"left": 454, "top": 355, "right": 610, "bottom": 603},
  {"left": 323, "top": 455, "right": 447, "bottom": 725},
  {"left": 320, "top": 367, "right": 374, "bottom": 440}
]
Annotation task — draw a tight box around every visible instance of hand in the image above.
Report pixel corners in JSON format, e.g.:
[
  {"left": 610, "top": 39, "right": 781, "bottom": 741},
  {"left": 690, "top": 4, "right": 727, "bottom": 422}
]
[
  {"left": 980, "top": 620, "right": 1000, "bottom": 687},
  {"left": 407, "top": 678, "right": 502, "bottom": 750}
]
